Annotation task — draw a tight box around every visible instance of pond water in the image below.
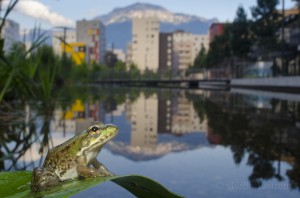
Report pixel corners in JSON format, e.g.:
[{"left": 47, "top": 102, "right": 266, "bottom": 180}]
[{"left": 1, "top": 86, "right": 300, "bottom": 198}]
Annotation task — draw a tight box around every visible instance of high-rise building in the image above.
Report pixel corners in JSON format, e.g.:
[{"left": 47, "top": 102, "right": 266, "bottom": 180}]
[
  {"left": 76, "top": 19, "right": 106, "bottom": 64},
  {"left": 159, "top": 32, "right": 173, "bottom": 73},
  {"left": 172, "top": 30, "right": 193, "bottom": 71},
  {"left": 0, "top": 19, "right": 19, "bottom": 53},
  {"left": 132, "top": 17, "right": 159, "bottom": 72},
  {"left": 191, "top": 34, "right": 210, "bottom": 63},
  {"left": 172, "top": 31, "right": 209, "bottom": 72},
  {"left": 125, "top": 42, "right": 133, "bottom": 68},
  {"left": 52, "top": 30, "right": 76, "bottom": 56}
]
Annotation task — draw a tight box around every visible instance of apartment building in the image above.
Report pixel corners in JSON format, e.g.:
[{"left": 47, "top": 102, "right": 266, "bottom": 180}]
[
  {"left": 132, "top": 17, "right": 159, "bottom": 72},
  {"left": 172, "top": 30, "right": 209, "bottom": 71},
  {"left": 0, "top": 19, "right": 19, "bottom": 53},
  {"left": 76, "top": 19, "right": 106, "bottom": 64},
  {"left": 192, "top": 34, "right": 210, "bottom": 60},
  {"left": 159, "top": 32, "right": 173, "bottom": 73}
]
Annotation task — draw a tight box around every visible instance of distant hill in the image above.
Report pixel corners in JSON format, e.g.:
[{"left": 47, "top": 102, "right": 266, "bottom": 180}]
[{"left": 96, "top": 3, "right": 218, "bottom": 50}]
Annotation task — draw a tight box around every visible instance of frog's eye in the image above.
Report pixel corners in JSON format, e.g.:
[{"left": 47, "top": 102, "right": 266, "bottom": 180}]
[{"left": 91, "top": 126, "right": 99, "bottom": 132}]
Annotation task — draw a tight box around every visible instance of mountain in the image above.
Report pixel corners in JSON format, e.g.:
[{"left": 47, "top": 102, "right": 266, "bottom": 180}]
[
  {"left": 106, "top": 132, "right": 211, "bottom": 161},
  {"left": 98, "top": 3, "right": 213, "bottom": 25},
  {"left": 96, "top": 3, "right": 218, "bottom": 50}
]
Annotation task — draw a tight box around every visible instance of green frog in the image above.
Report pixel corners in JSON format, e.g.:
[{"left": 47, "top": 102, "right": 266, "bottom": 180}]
[{"left": 31, "top": 122, "right": 118, "bottom": 192}]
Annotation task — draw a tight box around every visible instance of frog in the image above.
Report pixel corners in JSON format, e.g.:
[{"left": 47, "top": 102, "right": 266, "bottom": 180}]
[{"left": 31, "top": 122, "right": 118, "bottom": 192}]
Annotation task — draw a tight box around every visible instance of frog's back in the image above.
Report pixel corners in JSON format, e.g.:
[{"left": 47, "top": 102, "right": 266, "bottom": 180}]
[{"left": 42, "top": 135, "right": 82, "bottom": 179}]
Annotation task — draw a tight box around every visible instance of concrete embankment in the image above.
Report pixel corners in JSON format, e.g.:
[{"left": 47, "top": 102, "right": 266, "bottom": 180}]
[{"left": 230, "top": 76, "right": 300, "bottom": 92}]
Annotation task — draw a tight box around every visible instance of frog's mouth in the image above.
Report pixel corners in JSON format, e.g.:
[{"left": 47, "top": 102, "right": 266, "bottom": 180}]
[{"left": 90, "top": 124, "right": 118, "bottom": 149}]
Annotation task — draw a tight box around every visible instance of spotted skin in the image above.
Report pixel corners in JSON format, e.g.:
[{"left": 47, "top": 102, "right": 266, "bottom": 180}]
[{"left": 31, "top": 122, "right": 118, "bottom": 192}]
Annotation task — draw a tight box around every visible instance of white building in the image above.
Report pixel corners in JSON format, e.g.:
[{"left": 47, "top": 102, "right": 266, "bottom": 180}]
[
  {"left": 126, "top": 42, "right": 133, "bottom": 68},
  {"left": 132, "top": 17, "right": 159, "bottom": 72},
  {"left": 52, "top": 29, "right": 76, "bottom": 56},
  {"left": 76, "top": 19, "right": 106, "bottom": 64},
  {"left": 172, "top": 31, "right": 209, "bottom": 71},
  {"left": 191, "top": 34, "right": 210, "bottom": 63},
  {"left": 113, "top": 49, "right": 126, "bottom": 62},
  {"left": 0, "top": 19, "right": 19, "bottom": 53}
]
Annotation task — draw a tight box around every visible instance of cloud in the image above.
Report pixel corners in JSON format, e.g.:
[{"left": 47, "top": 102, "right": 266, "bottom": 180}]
[{"left": 7, "top": 0, "right": 75, "bottom": 27}]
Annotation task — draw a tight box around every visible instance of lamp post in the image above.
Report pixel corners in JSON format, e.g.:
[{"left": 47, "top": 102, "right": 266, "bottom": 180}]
[{"left": 281, "top": 0, "right": 285, "bottom": 75}]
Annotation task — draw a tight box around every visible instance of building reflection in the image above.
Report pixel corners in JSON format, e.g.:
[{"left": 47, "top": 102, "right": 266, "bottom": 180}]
[
  {"left": 51, "top": 99, "right": 105, "bottom": 134},
  {"left": 128, "top": 93, "right": 158, "bottom": 148},
  {"left": 106, "top": 90, "right": 209, "bottom": 161},
  {"left": 2, "top": 88, "right": 300, "bottom": 191}
]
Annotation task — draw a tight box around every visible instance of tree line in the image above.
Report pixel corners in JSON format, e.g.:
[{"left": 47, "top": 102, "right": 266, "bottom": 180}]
[{"left": 192, "top": 0, "right": 300, "bottom": 77}]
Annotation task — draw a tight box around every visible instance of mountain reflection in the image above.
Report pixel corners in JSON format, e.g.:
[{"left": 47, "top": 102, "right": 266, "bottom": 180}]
[{"left": 0, "top": 87, "right": 300, "bottom": 191}]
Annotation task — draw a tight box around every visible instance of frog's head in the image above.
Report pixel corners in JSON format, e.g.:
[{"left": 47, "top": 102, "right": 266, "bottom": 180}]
[{"left": 80, "top": 122, "right": 118, "bottom": 154}]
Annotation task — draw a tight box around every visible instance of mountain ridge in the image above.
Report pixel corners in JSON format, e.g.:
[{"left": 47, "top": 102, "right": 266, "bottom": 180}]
[
  {"left": 96, "top": 3, "right": 217, "bottom": 50},
  {"left": 96, "top": 2, "right": 217, "bottom": 25}
]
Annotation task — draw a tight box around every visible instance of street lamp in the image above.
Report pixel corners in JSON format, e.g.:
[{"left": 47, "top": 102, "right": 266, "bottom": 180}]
[{"left": 281, "top": 0, "right": 285, "bottom": 75}]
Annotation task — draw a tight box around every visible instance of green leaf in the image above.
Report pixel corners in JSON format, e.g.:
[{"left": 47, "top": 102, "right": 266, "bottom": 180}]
[
  {"left": 111, "top": 175, "right": 183, "bottom": 198},
  {"left": 0, "top": 171, "right": 32, "bottom": 197},
  {"left": 0, "top": 171, "right": 183, "bottom": 198}
]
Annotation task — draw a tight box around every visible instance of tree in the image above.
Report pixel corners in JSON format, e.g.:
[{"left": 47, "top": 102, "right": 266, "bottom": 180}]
[
  {"left": 231, "top": 6, "right": 252, "bottom": 58},
  {"left": 206, "top": 25, "right": 232, "bottom": 67},
  {"left": 193, "top": 44, "right": 207, "bottom": 68},
  {"left": 251, "top": 0, "right": 281, "bottom": 53}
]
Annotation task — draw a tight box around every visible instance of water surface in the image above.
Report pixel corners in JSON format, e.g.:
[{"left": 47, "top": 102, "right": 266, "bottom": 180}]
[{"left": 1, "top": 87, "right": 299, "bottom": 198}]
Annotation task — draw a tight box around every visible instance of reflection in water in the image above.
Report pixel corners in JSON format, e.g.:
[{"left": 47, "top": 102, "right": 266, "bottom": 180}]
[
  {"left": 129, "top": 92, "right": 158, "bottom": 148},
  {"left": 190, "top": 90, "right": 300, "bottom": 190},
  {"left": 1, "top": 87, "right": 300, "bottom": 196},
  {"left": 0, "top": 100, "right": 55, "bottom": 171}
]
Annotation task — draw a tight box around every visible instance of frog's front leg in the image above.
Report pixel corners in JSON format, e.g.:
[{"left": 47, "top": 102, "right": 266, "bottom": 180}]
[
  {"left": 90, "top": 158, "right": 114, "bottom": 176},
  {"left": 76, "top": 157, "right": 107, "bottom": 178}
]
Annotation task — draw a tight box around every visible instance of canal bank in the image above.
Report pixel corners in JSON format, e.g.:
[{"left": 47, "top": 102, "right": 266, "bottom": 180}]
[{"left": 229, "top": 76, "right": 300, "bottom": 93}]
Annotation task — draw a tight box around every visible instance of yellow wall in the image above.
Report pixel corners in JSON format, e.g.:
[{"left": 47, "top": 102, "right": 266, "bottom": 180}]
[{"left": 61, "top": 42, "right": 86, "bottom": 65}]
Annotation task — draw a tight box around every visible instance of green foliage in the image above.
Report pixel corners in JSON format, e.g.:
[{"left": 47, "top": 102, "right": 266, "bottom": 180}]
[
  {"left": 0, "top": 0, "right": 19, "bottom": 44},
  {"left": 114, "top": 61, "right": 126, "bottom": 71},
  {"left": 0, "top": 171, "right": 183, "bottom": 198},
  {"left": 0, "top": 27, "right": 49, "bottom": 102},
  {"left": 193, "top": 44, "right": 207, "bottom": 68},
  {"left": 206, "top": 25, "right": 232, "bottom": 67},
  {"left": 128, "top": 63, "right": 141, "bottom": 79},
  {"left": 29, "top": 45, "right": 60, "bottom": 101},
  {"left": 251, "top": 0, "right": 281, "bottom": 52},
  {"left": 231, "top": 6, "right": 252, "bottom": 58},
  {"left": 142, "top": 68, "right": 159, "bottom": 79},
  {"left": 190, "top": 0, "right": 286, "bottom": 72}
]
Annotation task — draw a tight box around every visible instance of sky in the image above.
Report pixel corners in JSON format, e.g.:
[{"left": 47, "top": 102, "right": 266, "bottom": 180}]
[{"left": 2, "top": 0, "right": 297, "bottom": 31}]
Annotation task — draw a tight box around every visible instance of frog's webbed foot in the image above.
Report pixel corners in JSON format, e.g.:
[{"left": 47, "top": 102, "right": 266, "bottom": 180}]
[{"left": 90, "top": 158, "right": 114, "bottom": 176}]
